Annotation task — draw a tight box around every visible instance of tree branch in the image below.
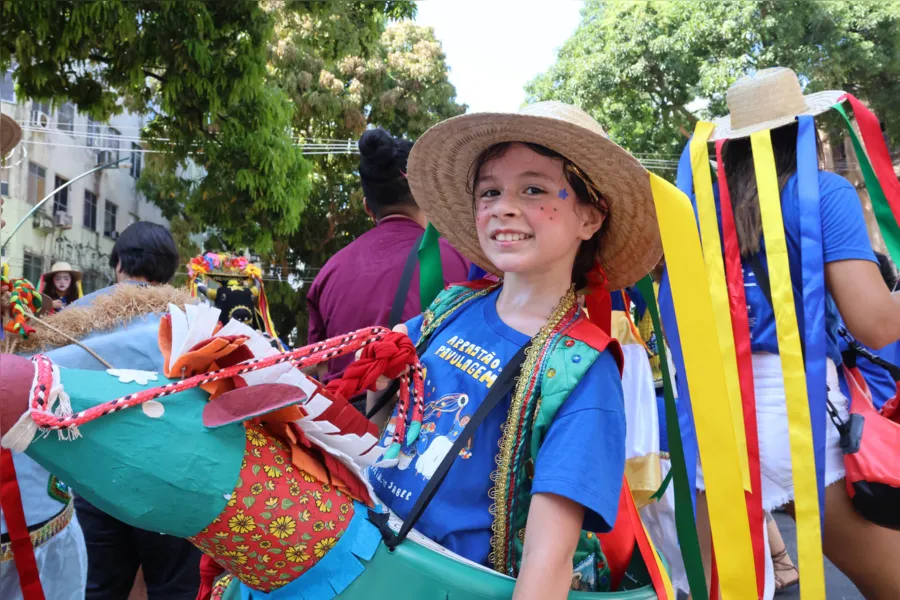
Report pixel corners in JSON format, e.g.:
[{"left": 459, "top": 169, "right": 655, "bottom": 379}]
[{"left": 143, "top": 69, "right": 166, "bottom": 83}]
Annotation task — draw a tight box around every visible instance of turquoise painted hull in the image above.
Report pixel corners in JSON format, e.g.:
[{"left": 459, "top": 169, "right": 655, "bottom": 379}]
[{"left": 223, "top": 538, "right": 660, "bottom": 600}]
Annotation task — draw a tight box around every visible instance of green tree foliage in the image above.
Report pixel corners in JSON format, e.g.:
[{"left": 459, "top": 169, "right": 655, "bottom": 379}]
[
  {"left": 1, "top": 0, "right": 309, "bottom": 253},
  {"left": 527, "top": 0, "right": 900, "bottom": 159},
  {"left": 265, "top": 14, "right": 465, "bottom": 344}
]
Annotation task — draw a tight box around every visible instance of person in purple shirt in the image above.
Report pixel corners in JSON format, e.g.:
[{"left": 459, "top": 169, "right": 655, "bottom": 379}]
[{"left": 306, "top": 128, "right": 469, "bottom": 406}]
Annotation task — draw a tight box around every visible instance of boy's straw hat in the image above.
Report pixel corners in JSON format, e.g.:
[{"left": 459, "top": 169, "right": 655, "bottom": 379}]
[
  {"left": 407, "top": 101, "right": 662, "bottom": 291},
  {"left": 1, "top": 113, "right": 22, "bottom": 159},
  {"left": 709, "top": 67, "right": 844, "bottom": 141}
]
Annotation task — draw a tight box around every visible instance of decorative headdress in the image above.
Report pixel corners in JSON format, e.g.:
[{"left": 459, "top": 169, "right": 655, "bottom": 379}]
[{"left": 187, "top": 252, "right": 281, "bottom": 348}]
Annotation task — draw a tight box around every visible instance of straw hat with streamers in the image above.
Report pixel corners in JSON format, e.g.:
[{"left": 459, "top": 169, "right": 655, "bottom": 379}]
[
  {"left": 1, "top": 113, "right": 22, "bottom": 160},
  {"left": 709, "top": 67, "right": 844, "bottom": 141},
  {"left": 407, "top": 101, "right": 662, "bottom": 291}
]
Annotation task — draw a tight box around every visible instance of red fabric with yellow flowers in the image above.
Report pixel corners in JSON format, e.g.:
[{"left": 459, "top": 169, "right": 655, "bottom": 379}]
[{"left": 189, "top": 425, "right": 356, "bottom": 592}]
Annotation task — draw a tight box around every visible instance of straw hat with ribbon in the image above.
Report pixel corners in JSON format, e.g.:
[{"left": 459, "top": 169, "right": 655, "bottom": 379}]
[
  {"left": 1, "top": 113, "right": 22, "bottom": 160},
  {"left": 709, "top": 67, "right": 844, "bottom": 141},
  {"left": 406, "top": 101, "right": 662, "bottom": 291}
]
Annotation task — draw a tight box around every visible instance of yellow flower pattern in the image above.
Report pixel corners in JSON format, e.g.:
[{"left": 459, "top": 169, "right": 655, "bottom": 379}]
[{"left": 188, "top": 425, "right": 357, "bottom": 593}]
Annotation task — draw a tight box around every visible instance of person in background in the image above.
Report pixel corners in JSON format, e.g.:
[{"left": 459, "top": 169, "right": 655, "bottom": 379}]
[
  {"left": 43, "top": 222, "right": 202, "bottom": 600},
  {"left": 306, "top": 128, "right": 470, "bottom": 409},
  {"left": 40, "top": 262, "right": 83, "bottom": 312}
]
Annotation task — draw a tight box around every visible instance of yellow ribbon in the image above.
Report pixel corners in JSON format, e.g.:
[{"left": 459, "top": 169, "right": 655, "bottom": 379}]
[
  {"left": 690, "top": 122, "right": 751, "bottom": 491},
  {"left": 649, "top": 173, "right": 756, "bottom": 598},
  {"left": 750, "top": 131, "right": 825, "bottom": 598}
]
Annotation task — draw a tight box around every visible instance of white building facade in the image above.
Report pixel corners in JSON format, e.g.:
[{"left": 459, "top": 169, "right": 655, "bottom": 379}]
[{"left": 1, "top": 69, "right": 168, "bottom": 293}]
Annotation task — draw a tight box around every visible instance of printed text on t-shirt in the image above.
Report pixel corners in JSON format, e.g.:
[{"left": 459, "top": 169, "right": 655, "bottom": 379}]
[{"left": 432, "top": 336, "right": 505, "bottom": 388}]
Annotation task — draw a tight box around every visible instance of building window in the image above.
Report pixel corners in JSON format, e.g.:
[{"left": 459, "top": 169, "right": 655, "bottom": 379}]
[
  {"left": 30, "top": 100, "right": 51, "bottom": 128},
  {"left": 86, "top": 117, "right": 100, "bottom": 147},
  {"left": 130, "top": 143, "right": 142, "bottom": 179},
  {"left": 83, "top": 190, "right": 98, "bottom": 231},
  {"left": 23, "top": 251, "right": 44, "bottom": 285},
  {"left": 57, "top": 102, "right": 75, "bottom": 134},
  {"left": 105, "top": 127, "right": 120, "bottom": 163},
  {"left": 27, "top": 161, "right": 46, "bottom": 204},
  {"left": 53, "top": 176, "right": 69, "bottom": 214},
  {"left": 104, "top": 200, "right": 118, "bottom": 238},
  {"left": 1, "top": 169, "right": 8, "bottom": 196},
  {"left": 0, "top": 70, "right": 14, "bottom": 103}
]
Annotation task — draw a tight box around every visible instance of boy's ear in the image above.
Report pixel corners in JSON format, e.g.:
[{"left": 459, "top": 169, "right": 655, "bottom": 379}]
[{"left": 578, "top": 205, "right": 606, "bottom": 241}]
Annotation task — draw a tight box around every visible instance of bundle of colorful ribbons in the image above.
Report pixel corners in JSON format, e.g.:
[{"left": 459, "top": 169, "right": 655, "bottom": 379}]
[{"left": 646, "top": 95, "right": 900, "bottom": 600}]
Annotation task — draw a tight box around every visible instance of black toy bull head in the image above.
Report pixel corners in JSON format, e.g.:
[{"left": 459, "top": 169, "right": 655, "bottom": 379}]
[{"left": 198, "top": 279, "right": 261, "bottom": 329}]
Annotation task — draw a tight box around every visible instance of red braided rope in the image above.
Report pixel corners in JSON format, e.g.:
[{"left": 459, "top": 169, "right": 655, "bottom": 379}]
[{"left": 28, "top": 328, "right": 423, "bottom": 443}]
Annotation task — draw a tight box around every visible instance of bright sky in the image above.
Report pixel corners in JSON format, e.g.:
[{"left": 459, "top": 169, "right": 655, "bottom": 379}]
[{"left": 414, "top": 0, "right": 584, "bottom": 114}]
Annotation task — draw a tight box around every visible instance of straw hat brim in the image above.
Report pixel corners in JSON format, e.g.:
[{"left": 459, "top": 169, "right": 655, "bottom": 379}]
[
  {"left": 709, "top": 90, "right": 845, "bottom": 141},
  {"left": 1, "top": 113, "right": 23, "bottom": 160},
  {"left": 407, "top": 112, "right": 662, "bottom": 291},
  {"left": 46, "top": 262, "right": 83, "bottom": 281}
]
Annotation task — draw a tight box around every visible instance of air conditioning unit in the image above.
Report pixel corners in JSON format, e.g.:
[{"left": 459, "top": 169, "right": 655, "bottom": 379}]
[
  {"left": 30, "top": 110, "right": 51, "bottom": 130},
  {"left": 54, "top": 212, "right": 73, "bottom": 229}
]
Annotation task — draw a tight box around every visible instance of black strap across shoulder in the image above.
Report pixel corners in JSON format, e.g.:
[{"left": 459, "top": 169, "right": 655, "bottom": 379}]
[
  {"left": 369, "top": 343, "right": 531, "bottom": 549},
  {"left": 364, "top": 233, "right": 426, "bottom": 418},
  {"left": 388, "top": 232, "right": 425, "bottom": 329}
]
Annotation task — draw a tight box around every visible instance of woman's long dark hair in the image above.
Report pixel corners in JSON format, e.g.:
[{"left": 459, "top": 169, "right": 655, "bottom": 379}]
[{"left": 722, "top": 122, "right": 820, "bottom": 256}]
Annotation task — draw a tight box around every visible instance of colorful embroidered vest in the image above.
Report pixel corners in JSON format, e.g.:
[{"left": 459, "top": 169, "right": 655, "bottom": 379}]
[{"left": 418, "top": 280, "right": 624, "bottom": 591}]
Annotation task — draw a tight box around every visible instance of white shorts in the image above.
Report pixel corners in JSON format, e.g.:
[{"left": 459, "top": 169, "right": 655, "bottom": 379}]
[
  {"left": 0, "top": 514, "right": 87, "bottom": 600},
  {"left": 697, "top": 353, "right": 849, "bottom": 511}
]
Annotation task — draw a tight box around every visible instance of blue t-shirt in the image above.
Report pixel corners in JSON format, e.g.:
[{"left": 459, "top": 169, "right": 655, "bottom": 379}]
[
  {"left": 368, "top": 288, "right": 626, "bottom": 566},
  {"left": 735, "top": 171, "right": 876, "bottom": 363},
  {"left": 837, "top": 332, "right": 900, "bottom": 411}
]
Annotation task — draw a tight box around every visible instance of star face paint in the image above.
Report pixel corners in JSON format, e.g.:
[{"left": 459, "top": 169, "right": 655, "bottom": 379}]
[{"left": 558, "top": 188, "right": 570, "bottom": 200}]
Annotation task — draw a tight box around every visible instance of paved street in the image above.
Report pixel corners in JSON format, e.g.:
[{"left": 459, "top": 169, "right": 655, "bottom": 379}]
[{"left": 773, "top": 513, "right": 862, "bottom": 599}]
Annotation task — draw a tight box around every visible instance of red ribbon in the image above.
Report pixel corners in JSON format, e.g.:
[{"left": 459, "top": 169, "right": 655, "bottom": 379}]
[
  {"left": 195, "top": 554, "right": 225, "bottom": 600},
  {"left": 840, "top": 94, "right": 900, "bottom": 224},
  {"left": 715, "top": 140, "right": 766, "bottom": 598},
  {"left": 0, "top": 449, "right": 46, "bottom": 600},
  {"left": 585, "top": 263, "right": 612, "bottom": 334}
]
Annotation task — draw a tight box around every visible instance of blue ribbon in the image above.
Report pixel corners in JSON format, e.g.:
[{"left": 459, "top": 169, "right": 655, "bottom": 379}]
[
  {"left": 241, "top": 503, "right": 383, "bottom": 600},
  {"left": 467, "top": 264, "right": 488, "bottom": 281},
  {"left": 796, "top": 115, "right": 828, "bottom": 528},
  {"left": 657, "top": 273, "right": 699, "bottom": 512}
]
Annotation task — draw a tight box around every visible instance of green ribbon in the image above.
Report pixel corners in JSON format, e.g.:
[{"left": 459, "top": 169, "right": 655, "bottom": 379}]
[
  {"left": 636, "top": 276, "right": 708, "bottom": 600},
  {"left": 832, "top": 103, "right": 900, "bottom": 268},
  {"left": 417, "top": 223, "right": 445, "bottom": 310},
  {"left": 649, "top": 467, "right": 674, "bottom": 501}
]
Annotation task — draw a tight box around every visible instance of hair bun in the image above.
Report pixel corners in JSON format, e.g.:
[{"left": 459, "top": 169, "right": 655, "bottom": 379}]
[{"left": 358, "top": 128, "right": 412, "bottom": 183}]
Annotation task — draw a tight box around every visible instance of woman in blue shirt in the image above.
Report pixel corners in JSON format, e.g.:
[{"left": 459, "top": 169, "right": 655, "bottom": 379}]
[{"left": 694, "top": 69, "right": 900, "bottom": 598}]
